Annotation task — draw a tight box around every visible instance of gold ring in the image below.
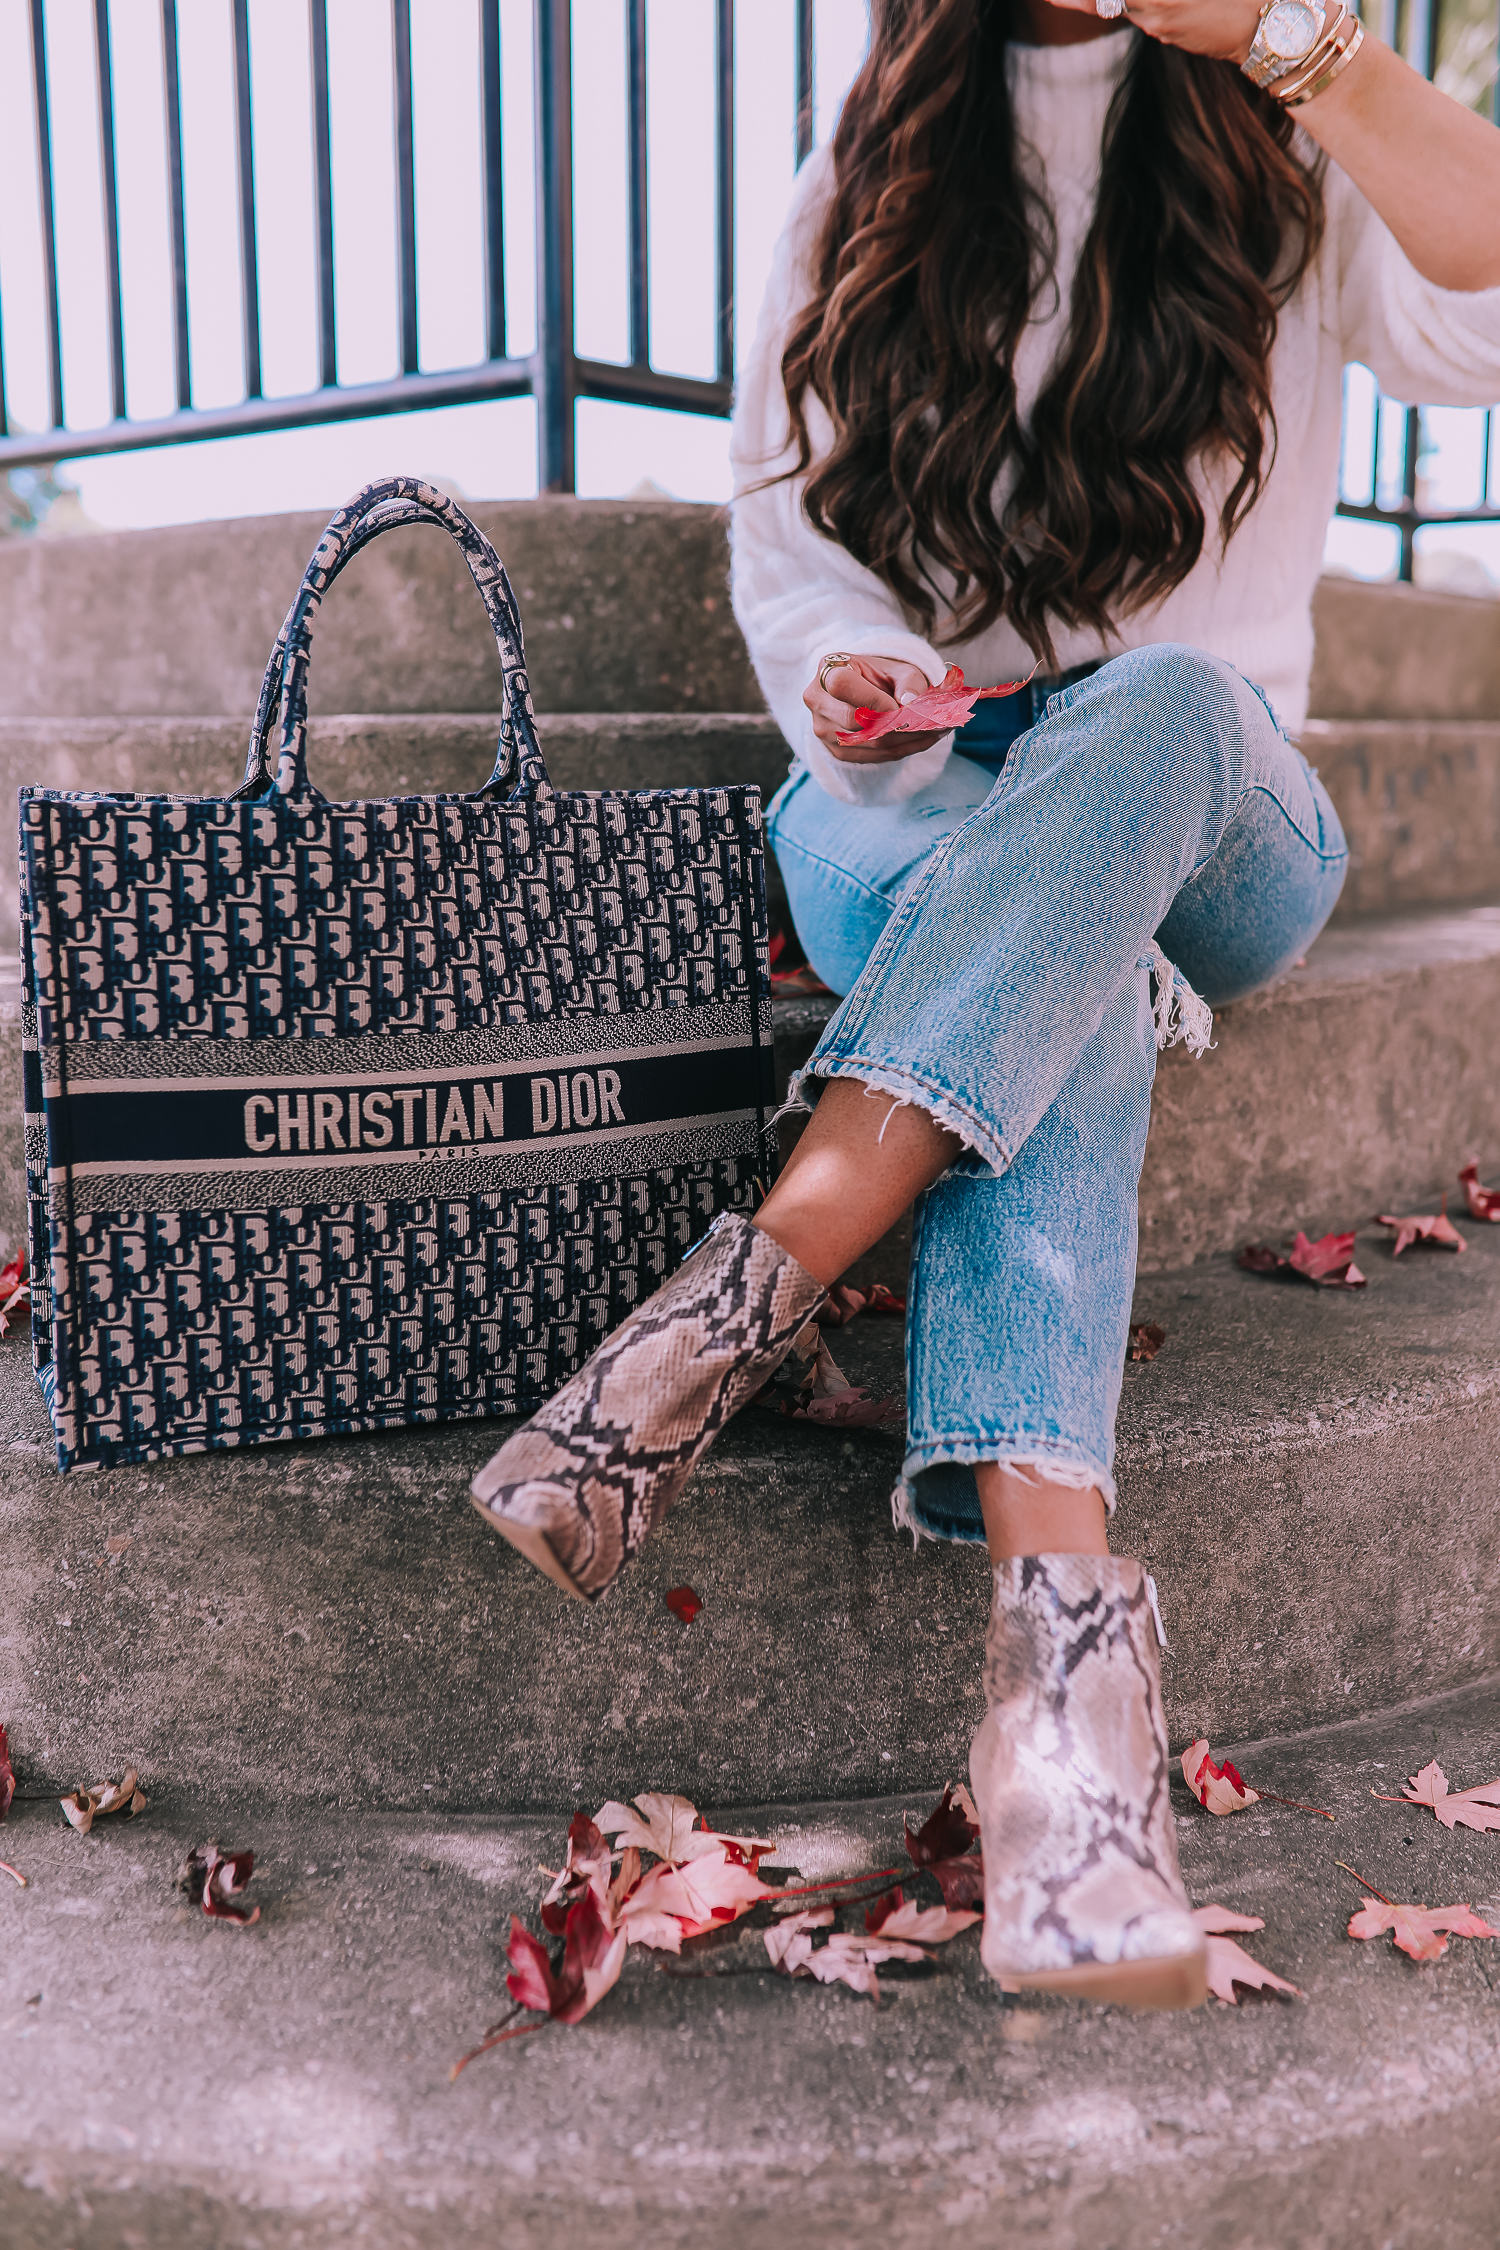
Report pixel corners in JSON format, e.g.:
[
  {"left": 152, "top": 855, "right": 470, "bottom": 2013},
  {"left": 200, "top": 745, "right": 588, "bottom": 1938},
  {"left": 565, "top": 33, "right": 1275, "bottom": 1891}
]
[{"left": 817, "top": 651, "right": 855, "bottom": 695}]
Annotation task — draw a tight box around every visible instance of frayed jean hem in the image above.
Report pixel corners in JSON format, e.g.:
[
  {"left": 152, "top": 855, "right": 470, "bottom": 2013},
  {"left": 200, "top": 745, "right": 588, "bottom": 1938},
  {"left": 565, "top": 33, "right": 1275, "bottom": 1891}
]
[
  {"left": 779, "top": 1056, "right": 1015, "bottom": 1176},
  {"left": 892, "top": 1438, "right": 1118, "bottom": 1548}
]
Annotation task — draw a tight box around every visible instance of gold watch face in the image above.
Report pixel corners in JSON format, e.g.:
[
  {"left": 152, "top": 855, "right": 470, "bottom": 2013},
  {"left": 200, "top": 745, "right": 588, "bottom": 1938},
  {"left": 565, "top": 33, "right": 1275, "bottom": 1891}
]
[{"left": 1263, "top": 1, "right": 1323, "bottom": 60}]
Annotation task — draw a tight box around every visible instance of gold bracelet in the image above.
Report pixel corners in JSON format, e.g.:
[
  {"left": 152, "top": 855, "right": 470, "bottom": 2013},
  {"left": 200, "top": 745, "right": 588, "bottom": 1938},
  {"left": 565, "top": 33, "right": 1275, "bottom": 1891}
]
[
  {"left": 1262, "top": 1, "right": 1348, "bottom": 101},
  {"left": 1269, "top": 7, "right": 1356, "bottom": 102},
  {"left": 1280, "top": 18, "right": 1364, "bottom": 104}
]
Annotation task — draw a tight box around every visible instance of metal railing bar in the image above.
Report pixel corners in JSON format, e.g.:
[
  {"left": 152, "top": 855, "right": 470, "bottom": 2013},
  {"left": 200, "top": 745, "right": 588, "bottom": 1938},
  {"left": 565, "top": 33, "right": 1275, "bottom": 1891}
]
[
  {"left": 310, "top": 0, "right": 337, "bottom": 390},
  {"left": 392, "top": 0, "right": 419, "bottom": 376},
  {"left": 0, "top": 286, "right": 9, "bottom": 440},
  {"left": 93, "top": 0, "right": 127, "bottom": 423},
  {"left": 0, "top": 358, "right": 534, "bottom": 473},
  {"left": 715, "top": 0, "right": 734, "bottom": 386},
  {"left": 795, "top": 0, "right": 814, "bottom": 166},
  {"left": 231, "top": 0, "right": 263, "bottom": 400},
  {"left": 574, "top": 356, "right": 732, "bottom": 417},
  {"left": 479, "top": 0, "right": 505, "bottom": 362},
  {"left": 627, "top": 0, "right": 649, "bottom": 367},
  {"left": 534, "top": 0, "right": 576, "bottom": 492},
  {"left": 1335, "top": 498, "right": 1500, "bottom": 527},
  {"left": 28, "top": 0, "right": 65, "bottom": 432},
  {"left": 160, "top": 0, "right": 191, "bottom": 410}
]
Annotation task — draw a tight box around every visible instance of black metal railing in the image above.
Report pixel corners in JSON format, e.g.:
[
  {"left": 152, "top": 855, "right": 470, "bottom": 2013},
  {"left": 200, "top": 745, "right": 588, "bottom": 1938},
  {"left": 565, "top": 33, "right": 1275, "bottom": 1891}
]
[
  {"left": 0, "top": 0, "right": 814, "bottom": 485},
  {"left": 0, "top": 0, "right": 1497, "bottom": 583},
  {"left": 1334, "top": 0, "right": 1500, "bottom": 576}
]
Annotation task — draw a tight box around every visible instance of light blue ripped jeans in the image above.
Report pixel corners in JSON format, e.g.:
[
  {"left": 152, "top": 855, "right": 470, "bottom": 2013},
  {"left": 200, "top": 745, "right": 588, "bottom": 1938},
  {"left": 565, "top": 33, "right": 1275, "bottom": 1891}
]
[{"left": 766, "top": 644, "right": 1348, "bottom": 1543}]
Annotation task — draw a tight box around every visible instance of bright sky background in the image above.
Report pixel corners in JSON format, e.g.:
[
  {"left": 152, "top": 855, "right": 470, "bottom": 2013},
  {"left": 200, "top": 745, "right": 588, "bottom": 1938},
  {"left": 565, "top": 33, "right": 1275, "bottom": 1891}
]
[{"left": 0, "top": 0, "right": 1496, "bottom": 589}]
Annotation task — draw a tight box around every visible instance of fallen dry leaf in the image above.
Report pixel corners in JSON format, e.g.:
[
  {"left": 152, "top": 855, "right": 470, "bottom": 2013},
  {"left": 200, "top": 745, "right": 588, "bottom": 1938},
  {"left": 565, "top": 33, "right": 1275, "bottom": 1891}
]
[
  {"left": 1339, "top": 1860, "right": 1500, "bottom": 1962},
  {"left": 764, "top": 1906, "right": 930, "bottom": 2002},
  {"left": 1377, "top": 1760, "right": 1500, "bottom": 1835},
  {"left": 594, "top": 1793, "right": 772, "bottom": 1871},
  {"left": 1180, "top": 1739, "right": 1332, "bottom": 1820},
  {"left": 61, "top": 1769, "right": 148, "bottom": 1834},
  {"left": 1192, "top": 1906, "right": 1302, "bottom": 2004},
  {"left": 176, "top": 1841, "right": 259, "bottom": 1925},
  {"left": 817, "top": 1284, "right": 867, "bottom": 1328},
  {"left": 834, "top": 663, "right": 1037, "bottom": 746},
  {"left": 1128, "top": 1322, "right": 1166, "bottom": 1363},
  {"left": 904, "top": 1782, "right": 986, "bottom": 1908},
  {"left": 621, "top": 1846, "right": 772, "bottom": 1945},
  {"left": 664, "top": 1585, "right": 702, "bottom": 1624},
  {"left": 864, "top": 1283, "right": 906, "bottom": 1315},
  {"left": 1459, "top": 1164, "right": 1500, "bottom": 1222},
  {"left": 770, "top": 962, "right": 835, "bottom": 998},
  {"left": 756, "top": 1321, "right": 897, "bottom": 1428},
  {"left": 864, "top": 1886, "right": 981, "bottom": 1945},
  {"left": 0, "top": 1246, "right": 28, "bottom": 1338},
  {"left": 539, "top": 1812, "right": 615, "bottom": 1934},
  {"left": 507, "top": 1891, "right": 627, "bottom": 2023},
  {"left": 0, "top": 1723, "right": 14, "bottom": 1824},
  {"left": 1239, "top": 1230, "right": 1366, "bottom": 1289},
  {"left": 1377, "top": 1203, "right": 1466, "bottom": 1257},
  {"left": 1182, "top": 1740, "right": 1259, "bottom": 1816}
]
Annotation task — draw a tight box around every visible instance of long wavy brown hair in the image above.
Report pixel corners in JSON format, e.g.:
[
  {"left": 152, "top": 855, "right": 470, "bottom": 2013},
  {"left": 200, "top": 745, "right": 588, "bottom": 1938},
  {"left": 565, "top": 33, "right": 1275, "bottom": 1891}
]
[{"left": 777, "top": 0, "right": 1325, "bottom": 662}]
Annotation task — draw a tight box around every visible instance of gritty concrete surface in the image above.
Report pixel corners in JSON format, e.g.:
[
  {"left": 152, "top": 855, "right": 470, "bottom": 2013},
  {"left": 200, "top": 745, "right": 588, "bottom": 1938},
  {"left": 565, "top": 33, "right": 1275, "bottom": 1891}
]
[
  {"left": 775, "top": 904, "right": 1500, "bottom": 1270},
  {"left": 0, "top": 501, "right": 763, "bottom": 721},
  {"left": 2, "top": 1680, "right": 1500, "bottom": 2249},
  {"left": 1306, "top": 575, "right": 1500, "bottom": 723},
  {"left": 3, "top": 1218, "right": 1498, "bottom": 1812},
  {"left": 1, "top": 502, "right": 1495, "bottom": 729},
  {"left": 1300, "top": 718, "right": 1500, "bottom": 919}
]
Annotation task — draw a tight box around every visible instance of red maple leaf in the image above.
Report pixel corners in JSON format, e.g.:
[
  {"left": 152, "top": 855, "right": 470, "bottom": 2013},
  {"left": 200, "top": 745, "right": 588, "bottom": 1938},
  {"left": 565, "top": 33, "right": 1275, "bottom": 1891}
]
[
  {"left": 1377, "top": 1201, "right": 1466, "bottom": 1257},
  {"left": 0, "top": 1245, "right": 29, "bottom": 1337},
  {"left": 176, "top": 1842, "right": 260, "bottom": 1925},
  {"left": 1376, "top": 1760, "right": 1500, "bottom": 1834},
  {"left": 0, "top": 1724, "right": 14, "bottom": 1824},
  {"left": 1181, "top": 1740, "right": 1258, "bottom": 1815},
  {"left": 863, "top": 1283, "right": 906, "bottom": 1315},
  {"left": 1238, "top": 1230, "right": 1366, "bottom": 1288},
  {"left": 507, "top": 1890, "right": 627, "bottom": 2023},
  {"left": 1459, "top": 1164, "right": 1500, "bottom": 1221},
  {"left": 901, "top": 1782, "right": 985, "bottom": 1905},
  {"left": 1128, "top": 1321, "right": 1166, "bottom": 1363},
  {"left": 539, "top": 1812, "right": 615, "bottom": 1934},
  {"left": 1192, "top": 1907, "right": 1302, "bottom": 2004},
  {"left": 834, "top": 663, "right": 1038, "bottom": 746},
  {"left": 864, "top": 1885, "right": 980, "bottom": 1944},
  {"left": 665, "top": 1586, "right": 702, "bottom": 1624}
]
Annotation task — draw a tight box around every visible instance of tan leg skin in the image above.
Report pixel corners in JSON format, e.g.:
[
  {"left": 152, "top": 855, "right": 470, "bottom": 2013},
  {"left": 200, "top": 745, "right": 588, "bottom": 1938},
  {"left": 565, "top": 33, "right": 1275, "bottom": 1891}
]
[{"left": 754, "top": 1079, "right": 1111, "bottom": 1561}]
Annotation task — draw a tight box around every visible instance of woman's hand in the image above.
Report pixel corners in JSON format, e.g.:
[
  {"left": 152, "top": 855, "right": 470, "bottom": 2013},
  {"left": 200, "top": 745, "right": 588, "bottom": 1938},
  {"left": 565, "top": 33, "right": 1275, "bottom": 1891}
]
[
  {"left": 803, "top": 655, "right": 948, "bottom": 765},
  {"left": 1041, "top": 0, "right": 1259, "bottom": 58}
]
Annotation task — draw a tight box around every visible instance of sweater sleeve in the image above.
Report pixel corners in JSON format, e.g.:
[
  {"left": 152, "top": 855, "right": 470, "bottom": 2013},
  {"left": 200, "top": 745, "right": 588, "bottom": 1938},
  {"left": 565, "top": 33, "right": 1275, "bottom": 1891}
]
[
  {"left": 728, "top": 150, "right": 954, "bottom": 807},
  {"left": 1333, "top": 164, "right": 1500, "bottom": 407}
]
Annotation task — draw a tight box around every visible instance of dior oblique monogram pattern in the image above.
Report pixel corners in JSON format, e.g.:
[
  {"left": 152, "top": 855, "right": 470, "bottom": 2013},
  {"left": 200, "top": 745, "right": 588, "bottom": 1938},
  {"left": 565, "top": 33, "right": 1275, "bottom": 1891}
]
[{"left": 23, "top": 783, "right": 774, "bottom": 1470}]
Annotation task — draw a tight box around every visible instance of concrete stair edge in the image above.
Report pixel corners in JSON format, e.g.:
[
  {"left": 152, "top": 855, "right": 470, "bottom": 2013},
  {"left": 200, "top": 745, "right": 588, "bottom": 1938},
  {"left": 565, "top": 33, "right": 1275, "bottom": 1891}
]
[{"left": 3, "top": 709, "right": 1500, "bottom": 930}]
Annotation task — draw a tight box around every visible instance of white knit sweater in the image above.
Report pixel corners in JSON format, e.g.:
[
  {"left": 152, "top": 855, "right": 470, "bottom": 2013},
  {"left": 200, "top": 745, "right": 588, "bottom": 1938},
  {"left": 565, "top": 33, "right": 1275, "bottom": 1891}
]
[{"left": 729, "top": 32, "right": 1500, "bottom": 805}]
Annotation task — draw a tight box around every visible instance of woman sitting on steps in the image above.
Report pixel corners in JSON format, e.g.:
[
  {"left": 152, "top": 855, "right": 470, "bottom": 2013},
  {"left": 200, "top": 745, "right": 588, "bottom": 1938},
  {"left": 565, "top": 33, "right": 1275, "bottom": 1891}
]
[{"left": 471, "top": 0, "right": 1500, "bottom": 2009}]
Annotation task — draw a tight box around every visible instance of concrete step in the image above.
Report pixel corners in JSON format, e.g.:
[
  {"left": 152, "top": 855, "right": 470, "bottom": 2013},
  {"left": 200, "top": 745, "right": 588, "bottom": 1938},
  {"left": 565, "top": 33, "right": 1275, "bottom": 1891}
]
[
  {"left": 774, "top": 901, "right": 1500, "bottom": 1271},
  {"left": 1, "top": 497, "right": 1497, "bottom": 724},
  {"left": 2, "top": 1214, "right": 1496, "bottom": 1812},
  {"left": 2, "top": 1675, "right": 1499, "bottom": 2247},
  {"left": 2, "top": 706, "right": 1497, "bottom": 952},
  {"left": 1302, "top": 716, "right": 1500, "bottom": 917}
]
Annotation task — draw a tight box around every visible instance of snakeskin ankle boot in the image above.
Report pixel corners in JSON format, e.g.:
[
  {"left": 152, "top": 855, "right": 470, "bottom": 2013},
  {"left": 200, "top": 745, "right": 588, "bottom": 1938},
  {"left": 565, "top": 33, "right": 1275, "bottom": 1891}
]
[
  {"left": 470, "top": 1212, "right": 826, "bottom": 1602},
  {"left": 970, "top": 1555, "right": 1207, "bottom": 2010}
]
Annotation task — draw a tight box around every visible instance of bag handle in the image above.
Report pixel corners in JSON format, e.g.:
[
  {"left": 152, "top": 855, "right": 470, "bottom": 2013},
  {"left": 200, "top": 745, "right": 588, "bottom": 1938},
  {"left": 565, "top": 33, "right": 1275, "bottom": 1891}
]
[{"left": 236, "top": 477, "right": 552, "bottom": 804}]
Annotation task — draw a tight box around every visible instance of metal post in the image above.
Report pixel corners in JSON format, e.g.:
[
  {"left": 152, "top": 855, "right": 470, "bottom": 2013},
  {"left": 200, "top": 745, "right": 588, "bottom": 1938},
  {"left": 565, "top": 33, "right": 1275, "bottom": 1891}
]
[
  {"left": 1401, "top": 402, "right": 1421, "bottom": 581},
  {"left": 715, "top": 0, "right": 734, "bottom": 385},
  {"left": 392, "top": 0, "right": 419, "bottom": 375},
  {"left": 28, "top": 0, "right": 65, "bottom": 432},
  {"left": 310, "top": 0, "right": 337, "bottom": 390},
  {"left": 160, "top": 0, "right": 191, "bottom": 410},
  {"left": 627, "top": 0, "right": 649, "bottom": 368},
  {"left": 231, "top": 0, "right": 263, "bottom": 399},
  {"left": 534, "top": 0, "right": 576, "bottom": 493},
  {"left": 94, "top": 0, "right": 127, "bottom": 423},
  {"left": 795, "top": 0, "right": 814, "bottom": 165},
  {"left": 480, "top": 0, "right": 506, "bottom": 361}
]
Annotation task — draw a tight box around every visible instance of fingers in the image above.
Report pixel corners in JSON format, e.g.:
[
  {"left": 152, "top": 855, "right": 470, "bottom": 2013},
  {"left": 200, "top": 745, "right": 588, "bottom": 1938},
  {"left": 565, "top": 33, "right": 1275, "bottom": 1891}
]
[{"left": 803, "top": 655, "right": 942, "bottom": 761}]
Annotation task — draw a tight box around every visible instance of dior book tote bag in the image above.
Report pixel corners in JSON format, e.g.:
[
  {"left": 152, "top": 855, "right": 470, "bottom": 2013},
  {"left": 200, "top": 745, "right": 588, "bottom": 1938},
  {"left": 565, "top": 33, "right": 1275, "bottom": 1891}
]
[{"left": 20, "top": 476, "right": 776, "bottom": 1474}]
